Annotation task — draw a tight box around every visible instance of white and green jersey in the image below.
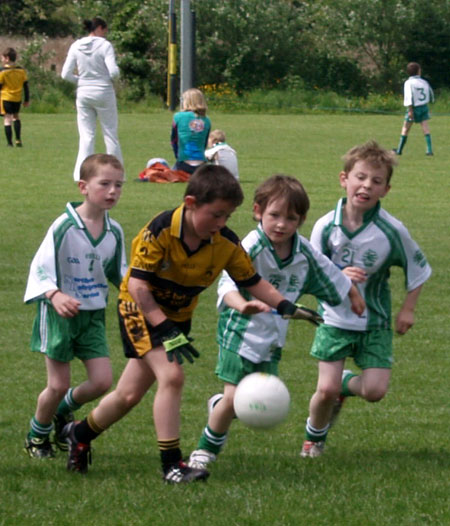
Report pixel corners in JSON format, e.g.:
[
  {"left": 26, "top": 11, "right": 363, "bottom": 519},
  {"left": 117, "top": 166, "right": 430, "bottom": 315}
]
[
  {"left": 24, "top": 202, "right": 127, "bottom": 310},
  {"left": 310, "top": 198, "right": 432, "bottom": 331},
  {"left": 403, "top": 75, "right": 434, "bottom": 107},
  {"left": 217, "top": 225, "right": 351, "bottom": 364}
]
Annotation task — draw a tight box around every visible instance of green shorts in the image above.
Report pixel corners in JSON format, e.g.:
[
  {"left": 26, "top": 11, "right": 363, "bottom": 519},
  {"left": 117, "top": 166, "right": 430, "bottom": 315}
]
[
  {"left": 310, "top": 325, "right": 393, "bottom": 369},
  {"left": 405, "top": 104, "right": 430, "bottom": 123},
  {"left": 30, "top": 301, "right": 109, "bottom": 362},
  {"left": 215, "top": 346, "right": 281, "bottom": 385}
]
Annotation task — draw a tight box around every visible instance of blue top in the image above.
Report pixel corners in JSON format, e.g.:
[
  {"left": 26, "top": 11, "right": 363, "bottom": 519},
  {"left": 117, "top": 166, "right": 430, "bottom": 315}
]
[{"left": 171, "top": 111, "right": 211, "bottom": 162}]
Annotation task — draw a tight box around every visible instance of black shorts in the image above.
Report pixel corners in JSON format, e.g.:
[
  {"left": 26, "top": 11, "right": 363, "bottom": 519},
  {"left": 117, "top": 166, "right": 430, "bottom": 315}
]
[
  {"left": 2, "top": 100, "right": 21, "bottom": 115},
  {"left": 117, "top": 300, "right": 191, "bottom": 359},
  {"left": 174, "top": 160, "right": 204, "bottom": 175}
]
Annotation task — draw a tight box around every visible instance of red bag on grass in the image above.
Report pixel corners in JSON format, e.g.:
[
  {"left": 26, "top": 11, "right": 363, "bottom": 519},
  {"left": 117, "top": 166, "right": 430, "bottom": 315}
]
[{"left": 138, "top": 162, "right": 191, "bottom": 183}]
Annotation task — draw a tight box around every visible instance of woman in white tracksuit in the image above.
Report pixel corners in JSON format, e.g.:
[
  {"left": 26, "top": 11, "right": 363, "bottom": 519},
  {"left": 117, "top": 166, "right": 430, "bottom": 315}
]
[{"left": 62, "top": 17, "right": 123, "bottom": 181}]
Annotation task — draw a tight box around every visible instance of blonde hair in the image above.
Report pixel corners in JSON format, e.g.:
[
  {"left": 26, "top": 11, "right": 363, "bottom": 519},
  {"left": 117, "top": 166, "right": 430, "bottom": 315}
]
[
  {"left": 342, "top": 140, "right": 397, "bottom": 184},
  {"left": 209, "top": 129, "right": 226, "bottom": 144},
  {"left": 181, "top": 88, "right": 208, "bottom": 116}
]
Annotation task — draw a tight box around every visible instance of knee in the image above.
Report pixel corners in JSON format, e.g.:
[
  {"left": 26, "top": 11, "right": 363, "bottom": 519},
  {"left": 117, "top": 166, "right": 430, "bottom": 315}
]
[
  {"left": 117, "top": 388, "right": 144, "bottom": 410},
  {"left": 317, "top": 384, "right": 341, "bottom": 402},
  {"left": 163, "top": 368, "right": 185, "bottom": 392},
  {"left": 46, "top": 381, "right": 69, "bottom": 401},
  {"left": 362, "top": 387, "right": 387, "bottom": 403}
]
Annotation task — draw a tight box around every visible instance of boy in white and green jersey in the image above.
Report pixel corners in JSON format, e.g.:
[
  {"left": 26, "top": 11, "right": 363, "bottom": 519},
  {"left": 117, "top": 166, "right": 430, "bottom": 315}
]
[
  {"left": 23, "top": 154, "right": 127, "bottom": 459},
  {"left": 301, "top": 141, "right": 431, "bottom": 459},
  {"left": 188, "top": 175, "right": 365, "bottom": 473},
  {"left": 395, "top": 62, "right": 434, "bottom": 156}
]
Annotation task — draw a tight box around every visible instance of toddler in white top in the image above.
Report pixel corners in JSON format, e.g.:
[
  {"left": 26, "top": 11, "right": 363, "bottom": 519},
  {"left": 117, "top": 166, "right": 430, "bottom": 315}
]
[{"left": 205, "top": 129, "right": 239, "bottom": 180}]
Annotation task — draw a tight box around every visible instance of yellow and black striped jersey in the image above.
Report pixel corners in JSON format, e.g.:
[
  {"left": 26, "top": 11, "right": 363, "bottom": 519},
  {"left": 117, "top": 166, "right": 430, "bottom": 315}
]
[
  {"left": 0, "top": 64, "right": 28, "bottom": 102},
  {"left": 119, "top": 204, "right": 260, "bottom": 322}
]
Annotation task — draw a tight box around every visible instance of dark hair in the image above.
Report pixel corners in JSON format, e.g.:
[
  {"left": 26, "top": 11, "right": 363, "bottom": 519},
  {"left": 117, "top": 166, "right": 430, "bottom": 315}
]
[
  {"left": 406, "top": 62, "right": 421, "bottom": 76},
  {"left": 254, "top": 175, "right": 310, "bottom": 218},
  {"left": 2, "top": 47, "right": 16, "bottom": 62},
  {"left": 342, "top": 140, "right": 396, "bottom": 184},
  {"left": 80, "top": 153, "right": 123, "bottom": 181},
  {"left": 83, "top": 17, "right": 107, "bottom": 34},
  {"left": 184, "top": 164, "right": 243, "bottom": 207}
]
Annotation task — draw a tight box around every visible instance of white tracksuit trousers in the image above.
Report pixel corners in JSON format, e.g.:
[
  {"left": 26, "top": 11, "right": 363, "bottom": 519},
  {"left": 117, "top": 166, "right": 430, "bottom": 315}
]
[{"left": 73, "top": 86, "right": 123, "bottom": 181}]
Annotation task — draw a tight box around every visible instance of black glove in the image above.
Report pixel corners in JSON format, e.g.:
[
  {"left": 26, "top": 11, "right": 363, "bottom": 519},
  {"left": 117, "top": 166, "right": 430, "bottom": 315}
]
[
  {"left": 276, "top": 300, "right": 323, "bottom": 326},
  {"left": 290, "top": 303, "right": 323, "bottom": 326},
  {"left": 156, "top": 319, "right": 200, "bottom": 364},
  {"left": 276, "top": 300, "right": 297, "bottom": 318}
]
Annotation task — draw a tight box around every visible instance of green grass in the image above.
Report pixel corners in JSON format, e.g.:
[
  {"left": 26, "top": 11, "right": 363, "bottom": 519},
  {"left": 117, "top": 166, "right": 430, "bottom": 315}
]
[{"left": 0, "top": 112, "right": 449, "bottom": 526}]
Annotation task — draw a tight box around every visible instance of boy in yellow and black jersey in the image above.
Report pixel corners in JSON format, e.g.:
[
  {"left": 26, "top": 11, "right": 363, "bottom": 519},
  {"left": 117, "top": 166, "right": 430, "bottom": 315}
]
[
  {"left": 63, "top": 164, "right": 303, "bottom": 483},
  {"left": 119, "top": 204, "right": 257, "bottom": 325},
  {"left": 0, "top": 47, "right": 29, "bottom": 147}
]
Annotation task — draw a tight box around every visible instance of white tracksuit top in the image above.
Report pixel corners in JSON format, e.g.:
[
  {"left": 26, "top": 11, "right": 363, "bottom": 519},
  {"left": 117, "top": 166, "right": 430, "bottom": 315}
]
[{"left": 61, "top": 36, "right": 119, "bottom": 89}]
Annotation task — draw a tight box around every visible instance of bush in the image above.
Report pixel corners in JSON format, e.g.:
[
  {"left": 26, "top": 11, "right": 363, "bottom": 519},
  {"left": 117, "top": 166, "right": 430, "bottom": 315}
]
[
  {"left": 15, "top": 33, "right": 450, "bottom": 115},
  {"left": 287, "top": 53, "right": 369, "bottom": 97},
  {"left": 20, "top": 36, "right": 74, "bottom": 113}
]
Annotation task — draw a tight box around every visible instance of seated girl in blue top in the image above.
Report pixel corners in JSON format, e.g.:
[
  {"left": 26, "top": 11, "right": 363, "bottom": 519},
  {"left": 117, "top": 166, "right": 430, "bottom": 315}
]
[{"left": 171, "top": 88, "right": 211, "bottom": 175}]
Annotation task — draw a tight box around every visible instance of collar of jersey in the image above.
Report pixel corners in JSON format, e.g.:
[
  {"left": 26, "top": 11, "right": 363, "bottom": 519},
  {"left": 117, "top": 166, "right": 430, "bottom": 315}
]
[
  {"left": 333, "top": 198, "right": 380, "bottom": 237},
  {"left": 66, "top": 202, "right": 111, "bottom": 246},
  {"left": 171, "top": 204, "right": 217, "bottom": 244},
  {"left": 66, "top": 202, "right": 111, "bottom": 230}
]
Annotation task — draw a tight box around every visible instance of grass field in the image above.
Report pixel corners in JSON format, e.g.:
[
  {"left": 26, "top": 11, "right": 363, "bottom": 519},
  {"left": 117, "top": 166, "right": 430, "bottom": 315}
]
[{"left": 0, "top": 111, "right": 449, "bottom": 526}]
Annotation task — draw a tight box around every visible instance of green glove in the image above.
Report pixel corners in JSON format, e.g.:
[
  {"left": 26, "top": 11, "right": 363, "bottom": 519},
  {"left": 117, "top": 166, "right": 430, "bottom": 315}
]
[{"left": 156, "top": 319, "right": 200, "bottom": 364}]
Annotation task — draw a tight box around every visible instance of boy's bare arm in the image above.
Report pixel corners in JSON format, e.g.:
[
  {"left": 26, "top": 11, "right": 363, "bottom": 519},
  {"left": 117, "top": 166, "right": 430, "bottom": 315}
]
[
  {"left": 127, "top": 277, "right": 166, "bottom": 326},
  {"left": 223, "top": 290, "right": 271, "bottom": 315},
  {"left": 342, "top": 266, "right": 367, "bottom": 284},
  {"left": 245, "top": 278, "right": 286, "bottom": 309},
  {"left": 128, "top": 276, "right": 199, "bottom": 364},
  {"left": 342, "top": 266, "right": 366, "bottom": 316},
  {"left": 407, "top": 105, "right": 414, "bottom": 120},
  {"left": 348, "top": 284, "right": 366, "bottom": 316},
  {"left": 396, "top": 285, "right": 423, "bottom": 335}
]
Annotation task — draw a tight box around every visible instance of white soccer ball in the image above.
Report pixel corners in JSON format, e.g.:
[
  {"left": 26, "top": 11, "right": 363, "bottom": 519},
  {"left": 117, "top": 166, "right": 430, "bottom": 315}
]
[{"left": 233, "top": 373, "right": 290, "bottom": 429}]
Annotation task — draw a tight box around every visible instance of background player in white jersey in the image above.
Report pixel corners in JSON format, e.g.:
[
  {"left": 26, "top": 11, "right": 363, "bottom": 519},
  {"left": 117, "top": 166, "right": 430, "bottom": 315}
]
[
  {"left": 395, "top": 62, "right": 434, "bottom": 156},
  {"left": 301, "top": 141, "right": 432, "bottom": 458},
  {"left": 23, "top": 154, "right": 127, "bottom": 459},
  {"left": 188, "top": 175, "right": 365, "bottom": 473}
]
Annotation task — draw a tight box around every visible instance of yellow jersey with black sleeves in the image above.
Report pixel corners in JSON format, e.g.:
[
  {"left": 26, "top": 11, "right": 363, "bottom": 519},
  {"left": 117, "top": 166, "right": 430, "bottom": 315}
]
[
  {"left": 0, "top": 64, "right": 28, "bottom": 102},
  {"left": 119, "top": 204, "right": 260, "bottom": 322}
]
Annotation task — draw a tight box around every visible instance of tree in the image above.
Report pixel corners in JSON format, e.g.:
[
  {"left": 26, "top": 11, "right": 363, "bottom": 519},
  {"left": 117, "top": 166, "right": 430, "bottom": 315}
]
[
  {"left": 0, "top": 0, "right": 74, "bottom": 36},
  {"left": 306, "top": 0, "right": 450, "bottom": 91},
  {"left": 404, "top": 2, "right": 450, "bottom": 89},
  {"left": 194, "top": 0, "right": 309, "bottom": 92},
  {"left": 109, "top": 0, "right": 168, "bottom": 98}
]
